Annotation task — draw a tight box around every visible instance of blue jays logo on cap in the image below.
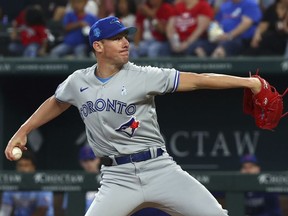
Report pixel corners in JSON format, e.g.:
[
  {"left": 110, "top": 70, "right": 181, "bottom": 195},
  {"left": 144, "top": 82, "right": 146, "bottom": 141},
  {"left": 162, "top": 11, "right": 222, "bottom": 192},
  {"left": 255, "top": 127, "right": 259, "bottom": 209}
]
[
  {"left": 115, "top": 116, "right": 140, "bottom": 137},
  {"left": 89, "top": 16, "right": 137, "bottom": 46},
  {"left": 93, "top": 28, "right": 101, "bottom": 38},
  {"left": 110, "top": 18, "right": 122, "bottom": 26}
]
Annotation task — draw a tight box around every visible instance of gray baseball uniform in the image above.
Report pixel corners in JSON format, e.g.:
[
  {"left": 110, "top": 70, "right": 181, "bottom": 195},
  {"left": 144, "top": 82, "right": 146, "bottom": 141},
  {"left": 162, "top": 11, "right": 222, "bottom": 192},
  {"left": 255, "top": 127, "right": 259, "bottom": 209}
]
[{"left": 55, "top": 62, "right": 228, "bottom": 216}]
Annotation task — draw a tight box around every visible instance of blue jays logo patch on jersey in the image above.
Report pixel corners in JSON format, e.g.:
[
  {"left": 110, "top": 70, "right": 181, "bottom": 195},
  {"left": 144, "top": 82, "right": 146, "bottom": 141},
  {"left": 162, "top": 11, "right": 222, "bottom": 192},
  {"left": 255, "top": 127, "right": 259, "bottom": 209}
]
[{"left": 115, "top": 116, "right": 140, "bottom": 137}]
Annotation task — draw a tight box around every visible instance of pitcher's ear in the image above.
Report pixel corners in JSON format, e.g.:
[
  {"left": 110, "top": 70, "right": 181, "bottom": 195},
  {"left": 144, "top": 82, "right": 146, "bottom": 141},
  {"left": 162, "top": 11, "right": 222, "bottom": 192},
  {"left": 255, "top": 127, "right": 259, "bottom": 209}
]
[{"left": 93, "top": 41, "right": 103, "bottom": 53}]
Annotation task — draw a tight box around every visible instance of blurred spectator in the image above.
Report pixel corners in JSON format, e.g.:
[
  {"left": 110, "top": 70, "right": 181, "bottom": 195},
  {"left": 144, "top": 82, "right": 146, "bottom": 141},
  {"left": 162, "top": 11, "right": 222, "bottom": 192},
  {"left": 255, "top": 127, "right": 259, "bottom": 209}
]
[
  {"left": 114, "top": 0, "right": 137, "bottom": 31},
  {"left": 242, "top": 0, "right": 288, "bottom": 56},
  {"left": 66, "top": 0, "right": 100, "bottom": 17},
  {"left": 8, "top": 5, "right": 48, "bottom": 57},
  {"left": 78, "top": 144, "right": 101, "bottom": 174},
  {"left": 49, "top": 0, "right": 99, "bottom": 58},
  {"left": 259, "top": 0, "right": 276, "bottom": 11},
  {"left": 62, "top": 145, "right": 101, "bottom": 214},
  {"left": 31, "top": 0, "right": 68, "bottom": 22},
  {"left": 98, "top": 0, "right": 115, "bottom": 18},
  {"left": 0, "top": 151, "right": 54, "bottom": 216},
  {"left": 240, "top": 154, "right": 283, "bottom": 216},
  {"left": 46, "top": 1, "right": 68, "bottom": 21},
  {"left": 166, "top": 0, "right": 214, "bottom": 56},
  {"left": 193, "top": 0, "right": 262, "bottom": 58},
  {"left": 1, "top": 0, "right": 67, "bottom": 22},
  {"left": 129, "top": 0, "right": 174, "bottom": 58}
]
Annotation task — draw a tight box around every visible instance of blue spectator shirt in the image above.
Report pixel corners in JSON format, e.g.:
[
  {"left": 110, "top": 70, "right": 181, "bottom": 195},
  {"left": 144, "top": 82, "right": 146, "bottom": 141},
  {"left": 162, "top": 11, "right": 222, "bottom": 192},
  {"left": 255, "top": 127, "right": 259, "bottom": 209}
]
[
  {"left": 2, "top": 191, "right": 54, "bottom": 216},
  {"left": 63, "top": 12, "right": 98, "bottom": 46},
  {"left": 215, "top": 0, "right": 262, "bottom": 39}
]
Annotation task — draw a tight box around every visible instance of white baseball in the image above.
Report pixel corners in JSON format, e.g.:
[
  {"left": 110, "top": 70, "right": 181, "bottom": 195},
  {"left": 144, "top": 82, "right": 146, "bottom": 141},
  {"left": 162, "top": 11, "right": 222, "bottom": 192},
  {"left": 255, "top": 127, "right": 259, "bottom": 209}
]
[{"left": 12, "top": 147, "right": 22, "bottom": 160}]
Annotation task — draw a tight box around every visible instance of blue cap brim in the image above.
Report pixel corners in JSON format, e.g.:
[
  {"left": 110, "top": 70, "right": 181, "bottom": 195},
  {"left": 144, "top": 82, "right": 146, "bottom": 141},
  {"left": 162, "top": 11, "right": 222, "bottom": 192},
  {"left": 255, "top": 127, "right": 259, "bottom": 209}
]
[{"left": 104, "top": 26, "right": 137, "bottom": 40}]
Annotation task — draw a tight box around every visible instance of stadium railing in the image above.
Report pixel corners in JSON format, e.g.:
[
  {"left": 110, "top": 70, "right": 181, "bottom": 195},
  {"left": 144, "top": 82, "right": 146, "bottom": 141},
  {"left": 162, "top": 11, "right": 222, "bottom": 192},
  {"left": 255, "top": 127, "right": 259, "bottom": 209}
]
[{"left": 0, "top": 56, "right": 287, "bottom": 75}]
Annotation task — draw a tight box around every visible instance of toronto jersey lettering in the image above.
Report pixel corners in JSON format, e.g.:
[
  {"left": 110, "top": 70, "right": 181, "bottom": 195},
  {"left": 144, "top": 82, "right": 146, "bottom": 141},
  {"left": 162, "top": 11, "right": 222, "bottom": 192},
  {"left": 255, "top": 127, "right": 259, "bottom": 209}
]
[
  {"left": 79, "top": 98, "right": 137, "bottom": 119},
  {"left": 55, "top": 62, "right": 179, "bottom": 157}
]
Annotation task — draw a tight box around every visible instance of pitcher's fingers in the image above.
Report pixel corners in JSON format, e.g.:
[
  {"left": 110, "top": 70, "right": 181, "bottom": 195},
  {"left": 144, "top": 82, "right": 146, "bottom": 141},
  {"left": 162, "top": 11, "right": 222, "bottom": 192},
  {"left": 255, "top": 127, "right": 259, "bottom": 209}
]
[
  {"left": 5, "top": 147, "right": 14, "bottom": 161},
  {"left": 5, "top": 140, "right": 25, "bottom": 161}
]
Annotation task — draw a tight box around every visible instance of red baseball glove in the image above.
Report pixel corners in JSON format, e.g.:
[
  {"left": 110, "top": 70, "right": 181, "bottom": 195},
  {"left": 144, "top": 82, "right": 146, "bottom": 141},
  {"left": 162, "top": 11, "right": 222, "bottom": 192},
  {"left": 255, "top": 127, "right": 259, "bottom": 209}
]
[{"left": 243, "top": 71, "right": 288, "bottom": 130}]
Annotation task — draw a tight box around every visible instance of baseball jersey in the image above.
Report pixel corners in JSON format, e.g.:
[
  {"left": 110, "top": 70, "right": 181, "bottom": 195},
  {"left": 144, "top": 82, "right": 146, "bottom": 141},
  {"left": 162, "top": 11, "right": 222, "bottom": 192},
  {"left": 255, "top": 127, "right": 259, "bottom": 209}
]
[
  {"left": 173, "top": 0, "right": 214, "bottom": 41},
  {"left": 1, "top": 191, "right": 54, "bottom": 216},
  {"left": 55, "top": 62, "right": 179, "bottom": 157}
]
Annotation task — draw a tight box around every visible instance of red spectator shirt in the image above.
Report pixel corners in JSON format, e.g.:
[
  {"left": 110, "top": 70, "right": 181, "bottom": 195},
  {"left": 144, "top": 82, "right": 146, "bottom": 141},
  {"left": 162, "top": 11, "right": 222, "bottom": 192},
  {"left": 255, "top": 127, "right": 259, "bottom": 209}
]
[
  {"left": 20, "top": 25, "right": 47, "bottom": 46},
  {"left": 136, "top": 3, "right": 175, "bottom": 41},
  {"left": 174, "top": 0, "right": 214, "bottom": 41},
  {"left": 15, "top": 10, "right": 26, "bottom": 26},
  {"left": 14, "top": 9, "right": 47, "bottom": 46}
]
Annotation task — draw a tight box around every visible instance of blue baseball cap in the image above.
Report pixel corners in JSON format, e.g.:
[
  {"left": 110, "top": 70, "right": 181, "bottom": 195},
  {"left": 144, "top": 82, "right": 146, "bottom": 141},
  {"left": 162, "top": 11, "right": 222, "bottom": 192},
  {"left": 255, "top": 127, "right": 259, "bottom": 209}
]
[
  {"left": 79, "top": 145, "right": 96, "bottom": 161},
  {"left": 89, "top": 16, "right": 137, "bottom": 46},
  {"left": 240, "top": 154, "right": 258, "bottom": 165}
]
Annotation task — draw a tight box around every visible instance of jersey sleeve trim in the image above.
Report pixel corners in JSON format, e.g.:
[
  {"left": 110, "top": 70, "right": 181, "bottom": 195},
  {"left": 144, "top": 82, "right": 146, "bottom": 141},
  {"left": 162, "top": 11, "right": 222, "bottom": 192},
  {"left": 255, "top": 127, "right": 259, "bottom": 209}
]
[
  {"left": 54, "top": 94, "right": 67, "bottom": 103},
  {"left": 172, "top": 70, "right": 180, "bottom": 92}
]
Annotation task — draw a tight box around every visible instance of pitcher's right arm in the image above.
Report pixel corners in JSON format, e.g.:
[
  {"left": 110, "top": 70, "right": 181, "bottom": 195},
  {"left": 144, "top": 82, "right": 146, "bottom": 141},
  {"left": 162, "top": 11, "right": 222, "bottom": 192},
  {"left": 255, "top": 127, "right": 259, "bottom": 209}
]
[{"left": 5, "top": 96, "right": 71, "bottom": 160}]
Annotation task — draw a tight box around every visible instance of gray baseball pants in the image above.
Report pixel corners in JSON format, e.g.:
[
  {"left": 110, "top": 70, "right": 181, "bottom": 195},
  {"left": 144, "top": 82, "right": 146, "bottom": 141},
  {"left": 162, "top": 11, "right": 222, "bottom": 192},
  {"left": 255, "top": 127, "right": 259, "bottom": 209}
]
[{"left": 85, "top": 153, "right": 228, "bottom": 216}]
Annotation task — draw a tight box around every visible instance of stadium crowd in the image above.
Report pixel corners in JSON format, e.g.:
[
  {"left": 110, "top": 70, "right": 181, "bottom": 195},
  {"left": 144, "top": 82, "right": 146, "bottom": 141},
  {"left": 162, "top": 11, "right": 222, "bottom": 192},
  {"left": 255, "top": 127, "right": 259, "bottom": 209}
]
[{"left": 0, "top": 0, "right": 287, "bottom": 58}]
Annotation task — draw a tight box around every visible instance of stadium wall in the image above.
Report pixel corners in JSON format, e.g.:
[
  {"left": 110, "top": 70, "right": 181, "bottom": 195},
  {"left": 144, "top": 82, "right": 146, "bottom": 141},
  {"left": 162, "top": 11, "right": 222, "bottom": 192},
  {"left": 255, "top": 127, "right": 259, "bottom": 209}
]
[{"left": 0, "top": 57, "right": 287, "bottom": 171}]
